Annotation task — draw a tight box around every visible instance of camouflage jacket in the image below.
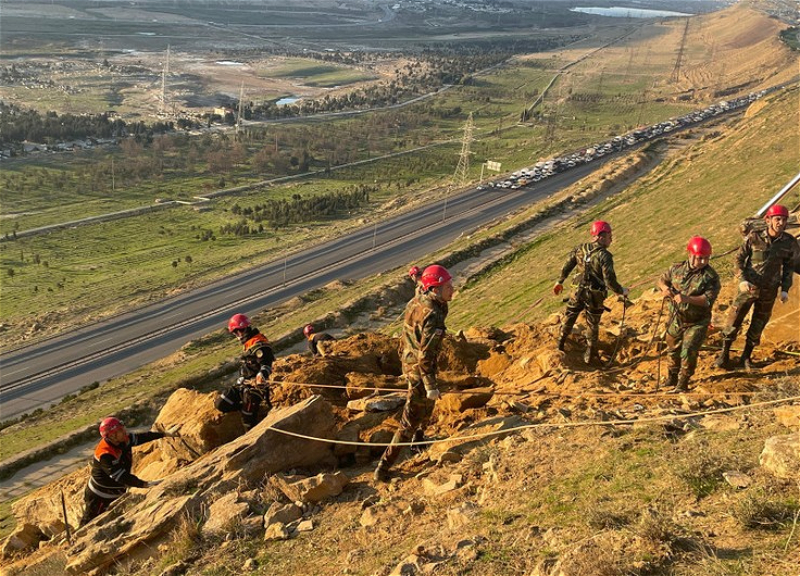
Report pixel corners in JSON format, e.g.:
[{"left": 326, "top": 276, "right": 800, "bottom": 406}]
[
  {"left": 401, "top": 291, "right": 448, "bottom": 392},
  {"left": 559, "top": 242, "right": 624, "bottom": 295},
  {"left": 736, "top": 229, "right": 798, "bottom": 292},
  {"left": 660, "top": 261, "right": 720, "bottom": 325}
]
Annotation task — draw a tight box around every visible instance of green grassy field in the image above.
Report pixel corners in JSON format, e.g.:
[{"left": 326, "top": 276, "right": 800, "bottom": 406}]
[
  {"left": 262, "top": 58, "right": 376, "bottom": 87},
  {"left": 447, "top": 87, "right": 800, "bottom": 330}
]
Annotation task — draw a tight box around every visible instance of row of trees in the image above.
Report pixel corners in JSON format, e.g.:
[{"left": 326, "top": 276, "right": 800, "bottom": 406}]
[
  {"left": 0, "top": 102, "right": 177, "bottom": 149},
  {"left": 223, "top": 185, "right": 374, "bottom": 233}
]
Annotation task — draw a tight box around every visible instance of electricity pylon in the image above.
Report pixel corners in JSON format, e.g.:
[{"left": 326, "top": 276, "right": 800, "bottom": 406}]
[
  {"left": 443, "top": 112, "right": 474, "bottom": 221},
  {"left": 453, "top": 112, "right": 474, "bottom": 189}
]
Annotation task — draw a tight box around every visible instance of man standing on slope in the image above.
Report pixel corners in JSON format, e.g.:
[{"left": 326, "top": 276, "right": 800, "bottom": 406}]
[
  {"left": 80, "top": 417, "right": 178, "bottom": 526},
  {"left": 553, "top": 221, "right": 629, "bottom": 364},
  {"left": 658, "top": 236, "right": 721, "bottom": 392},
  {"left": 716, "top": 204, "right": 799, "bottom": 369},
  {"left": 374, "top": 264, "right": 453, "bottom": 483},
  {"left": 216, "top": 313, "right": 276, "bottom": 431}
]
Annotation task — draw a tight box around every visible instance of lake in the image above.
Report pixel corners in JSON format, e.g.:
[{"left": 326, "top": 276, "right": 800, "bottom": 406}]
[{"left": 571, "top": 6, "right": 691, "bottom": 18}]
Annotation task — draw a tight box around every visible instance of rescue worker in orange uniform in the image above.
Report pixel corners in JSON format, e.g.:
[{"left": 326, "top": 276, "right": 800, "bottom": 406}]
[
  {"left": 215, "top": 313, "right": 275, "bottom": 431},
  {"left": 374, "top": 264, "right": 453, "bottom": 483},
  {"left": 409, "top": 265, "right": 423, "bottom": 293},
  {"left": 80, "top": 417, "right": 177, "bottom": 526},
  {"left": 303, "top": 324, "right": 335, "bottom": 357}
]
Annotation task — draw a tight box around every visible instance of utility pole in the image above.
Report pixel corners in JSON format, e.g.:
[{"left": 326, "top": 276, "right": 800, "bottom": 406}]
[
  {"left": 160, "top": 45, "right": 170, "bottom": 116},
  {"left": 443, "top": 112, "right": 474, "bottom": 221},
  {"left": 671, "top": 19, "right": 689, "bottom": 84},
  {"left": 236, "top": 81, "right": 245, "bottom": 135}
]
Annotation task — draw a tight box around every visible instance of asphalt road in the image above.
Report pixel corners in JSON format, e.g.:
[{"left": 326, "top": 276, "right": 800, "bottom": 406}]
[{"left": 0, "top": 161, "right": 602, "bottom": 418}]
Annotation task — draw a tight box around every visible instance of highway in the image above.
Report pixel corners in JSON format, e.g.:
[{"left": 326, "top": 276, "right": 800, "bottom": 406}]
[{"left": 0, "top": 161, "right": 602, "bottom": 418}]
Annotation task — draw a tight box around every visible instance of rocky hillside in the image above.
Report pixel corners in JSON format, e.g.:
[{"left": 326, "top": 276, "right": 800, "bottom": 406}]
[{"left": 3, "top": 286, "right": 799, "bottom": 576}]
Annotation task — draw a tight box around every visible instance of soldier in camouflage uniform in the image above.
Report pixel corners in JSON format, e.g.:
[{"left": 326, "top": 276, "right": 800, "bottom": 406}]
[
  {"left": 716, "top": 204, "right": 799, "bottom": 369},
  {"left": 553, "top": 221, "right": 629, "bottom": 364},
  {"left": 658, "top": 236, "right": 721, "bottom": 392},
  {"left": 374, "top": 264, "right": 453, "bottom": 483}
]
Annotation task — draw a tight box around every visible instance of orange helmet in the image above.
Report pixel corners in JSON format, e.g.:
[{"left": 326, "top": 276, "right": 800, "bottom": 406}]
[
  {"left": 766, "top": 204, "right": 789, "bottom": 218},
  {"left": 228, "top": 313, "right": 250, "bottom": 333},
  {"left": 99, "top": 417, "right": 125, "bottom": 439},
  {"left": 590, "top": 221, "right": 612, "bottom": 236},
  {"left": 420, "top": 265, "right": 452, "bottom": 290},
  {"left": 303, "top": 324, "right": 315, "bottom": 337},
  {"left": 687, "top": 236, "right": 712, "bottom": 257}
]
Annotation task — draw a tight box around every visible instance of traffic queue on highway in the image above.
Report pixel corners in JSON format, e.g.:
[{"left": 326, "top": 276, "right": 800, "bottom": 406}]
[{"left": 481, "top": 88, "right": 772, "bottom": 192}]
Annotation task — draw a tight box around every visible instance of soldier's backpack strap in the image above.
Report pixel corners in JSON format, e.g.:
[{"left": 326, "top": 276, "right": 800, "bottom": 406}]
[{"left": 577, "top": 244, "right": 603, "bottom": 289}]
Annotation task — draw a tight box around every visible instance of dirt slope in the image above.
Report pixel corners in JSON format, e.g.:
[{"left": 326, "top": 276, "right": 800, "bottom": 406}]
[{"left": 7, "top": 285, "right": 798, "bottom": 576}]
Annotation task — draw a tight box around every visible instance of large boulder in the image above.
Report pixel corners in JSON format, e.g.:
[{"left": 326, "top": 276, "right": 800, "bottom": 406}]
[
  {"left": 438, "top": 388, "right": 494, "bottom": 414},
  {"left": 270, "top": 472, "right": 349, "bottom": 504},
  {"left": 11, "top": 467, "right": 86, "bottom": 539},
  {"left": 760, "top": 434, "right": 800, "bottom": 480},
  {"left": 0, "top": 524, "right": 45, "bottom": 559},
  {"left": 65, "top": 396, "right": 337, "bottom": 575},
  {"left": 153, "top": 388, "right": 244, "bottom": 453}
]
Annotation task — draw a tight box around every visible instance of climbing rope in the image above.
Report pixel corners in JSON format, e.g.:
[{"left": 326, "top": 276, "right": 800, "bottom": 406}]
[{"left": 264, "top": 392, "right": 800, "bottom": 448}]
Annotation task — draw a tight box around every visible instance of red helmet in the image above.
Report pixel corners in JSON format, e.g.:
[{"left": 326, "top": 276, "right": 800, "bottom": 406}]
[
  {"left": 590, "top": 221, "right": 612, "bottom": 236},
  {"left": 687, "top": 236, "right": 712, "bottom": 257},
  {"left": 228, "top": 313, "right": 250, "bottom": 333},
  {"left": 99, "top": 417, "right": 125, "bottom": 439},
  {"left": 303, "top": 324, "right": 315, "bottom": 337},
  {"left": 419, "top": 265, "right": 452, "bottom": 290},
  {"left": 409, "top": 265, "right": 422, "bottom": 279},
  {"left": 766, "top": 204, "right": 789, "bottom": 218}
]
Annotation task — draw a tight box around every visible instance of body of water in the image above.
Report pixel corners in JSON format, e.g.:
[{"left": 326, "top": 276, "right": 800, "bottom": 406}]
[
  {"left": 571, "top": 6, "right": 691, "bottom": 18},
  {"left": 276, "top": 96, "right": 300, "bottom": 106}
]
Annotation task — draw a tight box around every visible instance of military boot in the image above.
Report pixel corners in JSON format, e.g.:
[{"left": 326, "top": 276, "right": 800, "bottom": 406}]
[
  {"left": 410, "top": 429, "right": 425, "bottom": 455},
  {"left": 714, "top": 339, "right": 732, "bottom": 369},
  {"left": 373, "top": 461, "right": 391, "bottom": 483},
  {"left": 672, "top": 373, "right": 690, "bottom": 393},
  {"left": 736, "top": 342, "right": 755, "bottom": 370},
  {"left": 583, "top": 342, "right": 598, "bottom": 365},
  {"left": 663, "top": 370, "right": 679, "bottom": 390},
  {"left": 556, "top": 332, "right": 568, "bottom": 352}
]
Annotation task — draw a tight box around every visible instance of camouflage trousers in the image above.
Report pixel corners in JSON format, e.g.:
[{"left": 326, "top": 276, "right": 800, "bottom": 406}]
[
  {"left": 378, "top": 371, "right": 435, "bottom": 469},
  {"left": 561, "top": 288, "right": 606, "bottom": 345},
  {"left": 720, "top": 288, "right": 777, "bottom": 347},
  {"left": 665, "top": 318, "right": 710, "bottom": 380}
]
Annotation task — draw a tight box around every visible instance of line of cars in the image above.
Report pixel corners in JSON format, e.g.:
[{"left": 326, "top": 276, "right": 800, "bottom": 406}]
[{"left": 479, "top": 88, "right": 772, "bottom": 192}]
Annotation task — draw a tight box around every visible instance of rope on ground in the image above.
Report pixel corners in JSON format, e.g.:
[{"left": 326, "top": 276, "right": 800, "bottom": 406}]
[
  {"left": 264, "top": 392, "right": 800, "bottom": 448},
  {"left": 268, "top": 371, "right": 785, "bottom": 398}
]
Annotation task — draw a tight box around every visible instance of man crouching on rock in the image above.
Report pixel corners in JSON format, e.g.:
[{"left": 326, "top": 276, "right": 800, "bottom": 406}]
[
  {"left": 80, "top": 417, "right": 178, "bottom": 526},
  {"left": 374, "top": 265, "right": 454, "bottom": 483},
  {"left": 216, "top": 313, "right": 276, "bottom": 432}
]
